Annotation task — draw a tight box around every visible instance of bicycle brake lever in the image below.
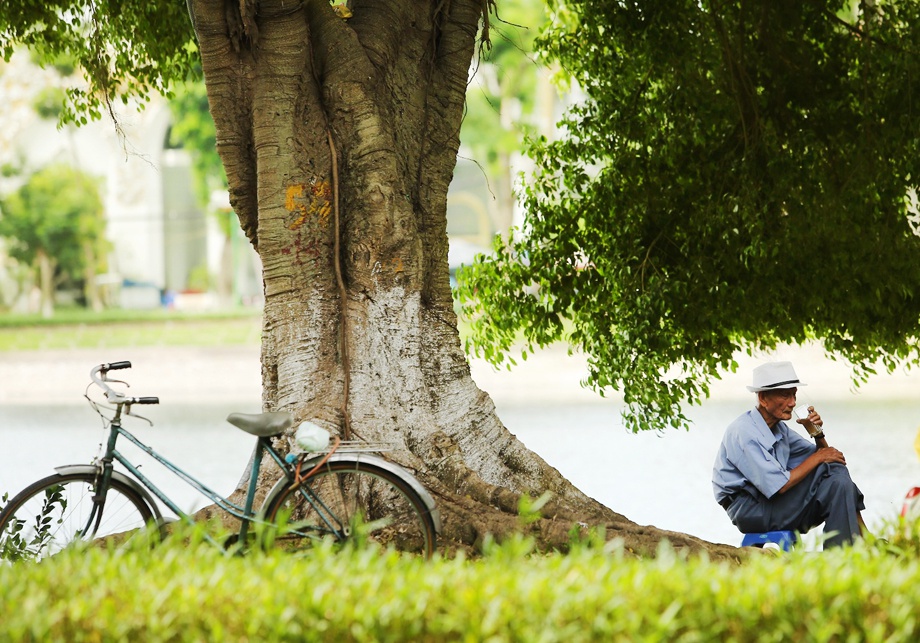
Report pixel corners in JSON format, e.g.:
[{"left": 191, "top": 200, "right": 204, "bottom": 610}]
[{"left": 124, "top": 407, "right": 154, "bottom": 426}]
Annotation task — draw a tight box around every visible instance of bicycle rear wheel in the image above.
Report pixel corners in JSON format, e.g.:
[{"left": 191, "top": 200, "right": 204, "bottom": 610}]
[
  {"left": 0, "top": 473, "right": 158, "bottom": 562},
  {"left": 262, "top": 460, "right": 437, "bottom": 557}
]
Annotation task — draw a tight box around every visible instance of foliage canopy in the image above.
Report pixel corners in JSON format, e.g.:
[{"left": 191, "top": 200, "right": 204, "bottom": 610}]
[
  {"left": 459, "top": 0, "right": 920, "bottom": 431},
  {"left": 0, "top": 0, "right": 195, "bottom": 123}
]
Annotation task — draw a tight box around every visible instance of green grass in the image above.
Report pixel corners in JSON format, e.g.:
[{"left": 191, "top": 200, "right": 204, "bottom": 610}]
[
  {"left": 0, "top": 308, "right": 262, "bottom": 351},
  {"left": 1, "top": 522, "right": 920, "bottom": 642},
  {"left": 0, "top": 308, "right": 479, "bottom": 351}
]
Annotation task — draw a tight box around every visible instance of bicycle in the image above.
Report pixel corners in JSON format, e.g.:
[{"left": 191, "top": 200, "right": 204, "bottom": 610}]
[{"left": 0, "top": 361, "right": 440, "bottom": 561}]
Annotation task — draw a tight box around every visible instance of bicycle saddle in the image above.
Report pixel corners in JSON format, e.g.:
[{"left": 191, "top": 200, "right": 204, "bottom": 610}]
[{"left": 226, "top": 411, "right": 295, "bottom": 437}]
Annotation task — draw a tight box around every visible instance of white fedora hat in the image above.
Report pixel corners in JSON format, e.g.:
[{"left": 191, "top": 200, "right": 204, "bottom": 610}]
[{"left": 746, "top": 361, "right": 807, "bottom": 392}]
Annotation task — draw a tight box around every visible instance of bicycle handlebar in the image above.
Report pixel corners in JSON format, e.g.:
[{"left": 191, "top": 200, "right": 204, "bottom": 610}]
[
  {"left": 135, "top": 397, "right": 160, "bottom": 405},
  {"left": 90, "top": 362, "right": 160, "bottom": 406}
]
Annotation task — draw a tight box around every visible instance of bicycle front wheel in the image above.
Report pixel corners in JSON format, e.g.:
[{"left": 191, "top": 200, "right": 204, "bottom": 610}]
[
  {"left": 0, "top": 473, "right": 158, "bottom": 562},
  {"left": 262, "top": 460, "right": 437, "bottom": 557}
]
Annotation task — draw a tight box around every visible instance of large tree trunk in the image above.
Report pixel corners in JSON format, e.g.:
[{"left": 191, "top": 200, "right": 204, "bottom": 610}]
[{"left": 189, "top": 0, "right": 737, "bottom": 559}]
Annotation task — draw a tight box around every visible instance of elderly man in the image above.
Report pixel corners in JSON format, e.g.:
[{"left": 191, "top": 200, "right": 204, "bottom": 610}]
[{"left": 712, "top": 361, "right": 867, "bottom": 548}]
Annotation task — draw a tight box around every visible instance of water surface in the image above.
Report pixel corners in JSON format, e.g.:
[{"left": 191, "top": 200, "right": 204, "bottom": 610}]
[{"left": 2, "top": 398, "right": 917, "bottom": 547}]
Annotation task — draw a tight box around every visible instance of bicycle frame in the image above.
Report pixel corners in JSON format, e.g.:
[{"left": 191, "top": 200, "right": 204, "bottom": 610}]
[
  {"left": 0, "top": 361, "right": 437, "bottom": 560},
  {"left": 93, "top": 403, "right": 347, "bottom": 547}
]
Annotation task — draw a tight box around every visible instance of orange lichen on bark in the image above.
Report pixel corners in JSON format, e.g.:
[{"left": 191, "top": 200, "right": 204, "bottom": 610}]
[{"left": 286, "top": 181, "right": 332, "bottom": 230}]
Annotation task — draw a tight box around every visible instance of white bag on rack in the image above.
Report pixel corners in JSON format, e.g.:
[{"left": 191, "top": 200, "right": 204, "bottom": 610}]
[{"left": 295, "top": 421, "right": 331, "bottom": 452}]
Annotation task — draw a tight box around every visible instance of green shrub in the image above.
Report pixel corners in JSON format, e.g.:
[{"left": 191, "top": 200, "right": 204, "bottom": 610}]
[{"left": 1, "top": 522, "right": 919, "bottom": 642}]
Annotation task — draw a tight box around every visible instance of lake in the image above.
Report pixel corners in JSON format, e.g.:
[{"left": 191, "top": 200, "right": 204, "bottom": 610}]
[
  {"left": 2, "top": 344, "right": 919, "bottom": 548},
  {"left": 2, "top": 396, "right": 917, "bottom": 548}
]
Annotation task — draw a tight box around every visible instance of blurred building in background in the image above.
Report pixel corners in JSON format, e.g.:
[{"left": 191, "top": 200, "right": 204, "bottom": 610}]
[
  {"left": 0, "top": 51, "right": 262, "bottom": 312},
  {"left": 0, "top": 50, "right": 515, "bottom": 313}
]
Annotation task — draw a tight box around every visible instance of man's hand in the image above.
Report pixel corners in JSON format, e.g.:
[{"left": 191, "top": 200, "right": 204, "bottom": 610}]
[
  {"left": 795, "top": 405, "right": 824, "bottom": 434},
  {"left": 813, "top": 446, "right": 846, "bottom": 465},
  {"left": 779, "top": 446, "right": 846, "bottom": 493}
]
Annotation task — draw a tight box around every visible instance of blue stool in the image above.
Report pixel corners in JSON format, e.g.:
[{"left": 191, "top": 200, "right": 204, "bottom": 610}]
[{"left": 741, "top": 531, "right": 796, "bottom": 551}]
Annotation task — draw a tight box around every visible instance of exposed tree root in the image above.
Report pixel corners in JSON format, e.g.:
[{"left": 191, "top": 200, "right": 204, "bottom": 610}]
[{"left": 411, "top": 430, "right": 744, "bottom": 561}]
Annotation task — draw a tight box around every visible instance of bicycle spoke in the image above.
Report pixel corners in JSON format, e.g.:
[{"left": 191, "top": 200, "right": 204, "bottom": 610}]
[
  {"left": 0, "top": 474, "right": 156, "bottom": 561},
  {"left": 263, "top": 460, "right": 436, "bottom": 557}
]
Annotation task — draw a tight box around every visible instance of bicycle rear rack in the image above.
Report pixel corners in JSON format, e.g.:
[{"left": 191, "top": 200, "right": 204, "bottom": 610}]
[{"left": 318, "top": 441, "right": 395, "bottom": 453}]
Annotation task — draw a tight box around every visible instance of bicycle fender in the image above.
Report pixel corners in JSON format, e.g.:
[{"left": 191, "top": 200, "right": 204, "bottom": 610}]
[
  {"left": 263, "top": 453, "right": 442, "bottom": 535},
  {"left": 331, "top": 453, "right": 442, "bottom": 535},
  {"left": 53, "top": 464, "right": 164, "bottom": 523}
]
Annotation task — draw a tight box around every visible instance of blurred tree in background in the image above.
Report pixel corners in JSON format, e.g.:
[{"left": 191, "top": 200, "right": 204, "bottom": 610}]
[
  {"left": 0, "top": 164, "right": 108, "bottom": 317},
  {"left": 167, "top": 72, "right": 236, "bottom": 304},
  {"left": 168, "top": 73, "right": 227, "bottom": 207},
  {"left": 461, "top": 0, "right": 549, "bottom": 234}
]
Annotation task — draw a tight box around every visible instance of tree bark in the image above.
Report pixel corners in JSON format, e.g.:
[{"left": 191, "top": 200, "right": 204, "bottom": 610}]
[
  {"left": 36, "top": 248, "right": 55, "bottom": 318},
  {"left": 83, "top": 242, "right": 104, "bottom": 312},
  {"left": 189, "top": 0, "right": 739, "bottom": 559}
]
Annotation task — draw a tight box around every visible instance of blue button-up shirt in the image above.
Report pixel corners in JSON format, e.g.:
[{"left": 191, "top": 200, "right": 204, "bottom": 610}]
[{"left": 712, "top": 408, "right": 816, "bottom": 503}]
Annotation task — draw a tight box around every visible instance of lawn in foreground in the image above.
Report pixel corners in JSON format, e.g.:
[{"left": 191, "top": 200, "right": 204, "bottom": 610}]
[{"left": 2, "top": 522, "right": 919, "bottom": 641}]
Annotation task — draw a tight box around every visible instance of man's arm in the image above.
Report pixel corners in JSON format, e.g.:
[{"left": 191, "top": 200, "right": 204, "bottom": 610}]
[{"left": 778, "top": 435, "right": 844, "bottom": 494}]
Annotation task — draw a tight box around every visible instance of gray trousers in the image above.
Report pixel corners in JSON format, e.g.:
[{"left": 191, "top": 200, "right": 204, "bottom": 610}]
[{"left": 727, "top": 463, "right": 866, "bottom": 548}]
